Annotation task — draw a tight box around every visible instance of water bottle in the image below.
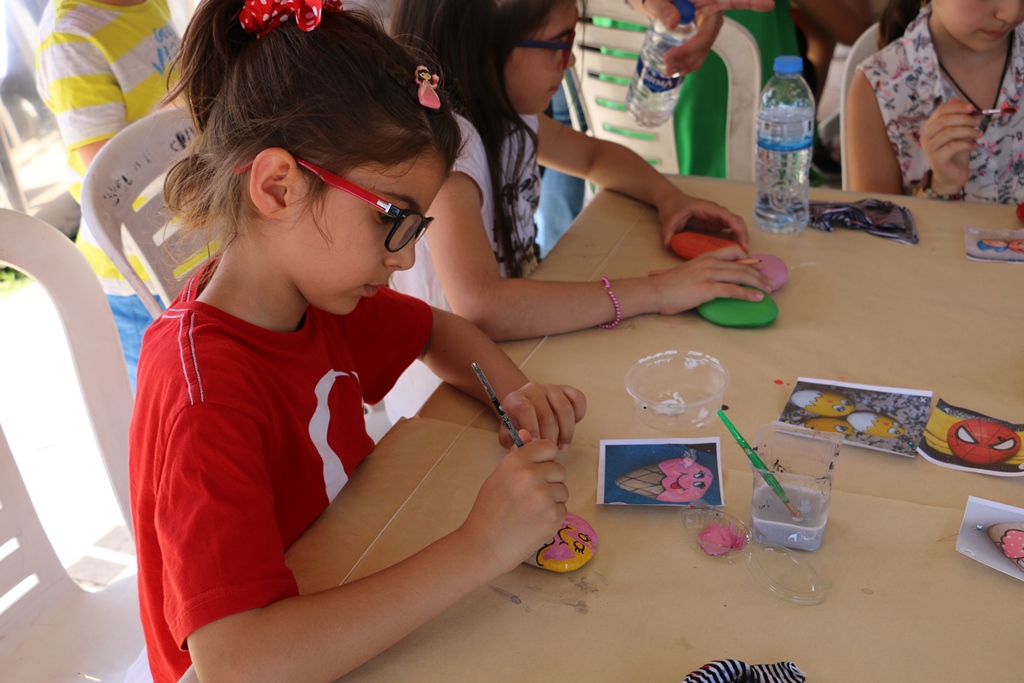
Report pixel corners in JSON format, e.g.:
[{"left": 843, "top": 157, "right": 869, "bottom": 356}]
[
  {"left": 626, "top": 0, "right": 696, "bottom": 128},
  {"left": 754, "top": 56, "right": 816, "bottom": 234}
]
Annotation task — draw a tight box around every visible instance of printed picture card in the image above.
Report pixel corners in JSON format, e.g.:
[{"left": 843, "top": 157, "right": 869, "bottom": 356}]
[
  {"left": 918, "top": 399, "right": 1024, "bottom": 477},
  {"left": 598, "top": 438, "right": 724, "bottom": 507},
  {"left": 778, "top": 378, "right": 932, "bottom": 458},
  {"left": 956, "top": 497, "right": 1024, "bottom": 582}
]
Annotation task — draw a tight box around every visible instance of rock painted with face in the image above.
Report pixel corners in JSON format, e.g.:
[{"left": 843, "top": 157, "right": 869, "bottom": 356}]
[
  {"left": 525, "top": 512, "right": 599, "bottom": 573},
  {"left": 847, "top": 411, "right": 906, "bottom": 438},
  {"left": 947, "top": 419, "right": 1022, "bottom": 465},
  {"left": 987, "top": 522, "right": 1024, "bottom": 573},
  {"left": 791, "top": 389, "right": 854, "bottom": 417}
]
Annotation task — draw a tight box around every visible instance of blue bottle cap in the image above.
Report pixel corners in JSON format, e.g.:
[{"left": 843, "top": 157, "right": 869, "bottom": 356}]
[
  {"left": 773, "top": 56, "right": 804, "bottom": 74},
  {"left": 673, "top": 0, "right": 695, "bottom": 24}
]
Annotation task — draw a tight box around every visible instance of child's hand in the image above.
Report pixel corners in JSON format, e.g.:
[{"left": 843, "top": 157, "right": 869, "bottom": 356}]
[
  {"left": 658, "top": 196, "right": 751, "bottom": 252},
  {"left": 647, "top": 246, "right": 777, "bottom": 313},
  {"left": 921, "top": 99, "right": 982, "bottom": 195},
  {"left": 500, "top": 383, "right": 587, "bottom": 451},
  {"left": 460, "top": 434, "right": 568, "bottom": 575}
]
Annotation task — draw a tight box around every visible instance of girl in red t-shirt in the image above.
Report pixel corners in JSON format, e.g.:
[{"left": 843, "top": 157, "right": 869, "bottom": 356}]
[{"left": 129, "top": 2, "right": 586, "bottom": 681}]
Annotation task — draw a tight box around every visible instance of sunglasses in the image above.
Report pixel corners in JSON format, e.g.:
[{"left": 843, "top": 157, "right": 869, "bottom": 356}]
[
  {"left": 517, "top": 28, "right": 576, "bottom": 70},
  {"left": 236, "top": 157, "right": 432, "bottom": 252}
]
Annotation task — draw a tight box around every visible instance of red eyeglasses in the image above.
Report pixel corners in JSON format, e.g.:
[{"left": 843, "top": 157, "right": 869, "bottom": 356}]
[
  {"left": 516, "top": 28, "right": 576, "bottom": 70},
  {"left": 236, "top": 157, "right": 432, "bottom": 252}
]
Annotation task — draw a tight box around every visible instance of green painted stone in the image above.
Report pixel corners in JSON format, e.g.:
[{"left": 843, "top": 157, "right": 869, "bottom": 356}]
[{"left": 697, "top": 287, "right": 778, "bottom": 327}]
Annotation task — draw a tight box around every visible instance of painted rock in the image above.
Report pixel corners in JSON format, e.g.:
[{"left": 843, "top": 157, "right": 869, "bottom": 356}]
[
  {"left": 987, "top": 522, "right": 1024, "bottom": 573},
  {"left": 525, "top": 512, "right": 598, "bottom": 573},
  {"left": 669, "top": 232, "right": 740, "bottom": 260},
  {"left": 749, "top": 253, "right": 788, "bottom": 288},
  {"left": 697, "top": 286, "right": 778, "bottom": 327}
]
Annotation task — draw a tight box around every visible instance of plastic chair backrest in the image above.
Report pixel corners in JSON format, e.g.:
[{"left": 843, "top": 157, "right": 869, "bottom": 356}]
[
  {"left": 0, "top": 210, "right": 143, "bottom": 680},
  {"left": 571, "top": 0, "right": 760, "bottom": 180},
  {"left": 81, "top": 107, "right": 208, "bottom": 318},
  {"left": 0, "top": 209, "right": 134, "bottom": 534},
  {"left": 840, "top": 23, "right": 881, "bottom": 190}
]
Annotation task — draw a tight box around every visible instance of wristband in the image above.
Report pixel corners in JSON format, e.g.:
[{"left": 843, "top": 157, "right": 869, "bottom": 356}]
[
  {"left": 916, "top": 170, "right": 965, "bottom": 201},
  {"left": 598, "top": 277, "right": 622, "bottom": 329}
]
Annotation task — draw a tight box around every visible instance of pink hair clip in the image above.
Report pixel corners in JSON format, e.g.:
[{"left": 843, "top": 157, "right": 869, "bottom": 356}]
[{"left": 415, "top": 66, "right": 440, "bottom": 110}]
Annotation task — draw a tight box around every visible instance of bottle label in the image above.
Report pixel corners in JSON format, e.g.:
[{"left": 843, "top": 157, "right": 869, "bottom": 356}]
[
  {"left": 635, "top": 59, "right": 682, "bottom": 94},
  {"left": 756, "top": 118, "right": 813, "bottom": 151}
]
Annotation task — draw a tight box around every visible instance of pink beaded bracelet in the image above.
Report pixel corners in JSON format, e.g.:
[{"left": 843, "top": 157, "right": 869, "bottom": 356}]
[{"left": 598, "top": 277, "right": 621, "bottom": 329}]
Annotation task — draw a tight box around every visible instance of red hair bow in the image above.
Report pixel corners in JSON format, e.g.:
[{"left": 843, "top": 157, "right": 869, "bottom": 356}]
[{"left": 239, "top": 0, "right": 344, "bottom": 38}]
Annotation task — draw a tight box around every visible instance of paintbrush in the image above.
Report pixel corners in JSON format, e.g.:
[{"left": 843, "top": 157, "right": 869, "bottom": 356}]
[
  {"left": 717, "top": 410, "right": 803, "bottom": 521},
  {"left": 471, "top": 362, "right": 523, "bottom": 447},
  {"left": 894, "top": 106, "right": 1018, "bottom": 123}
]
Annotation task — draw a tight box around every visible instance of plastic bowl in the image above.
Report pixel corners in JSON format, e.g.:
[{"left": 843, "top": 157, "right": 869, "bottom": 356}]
[
  {"left": 623, "top": 350, "right": 729, "bottom": 432},
  {"left": 680, "top": 506, "right": 751, "bottom": 562}
]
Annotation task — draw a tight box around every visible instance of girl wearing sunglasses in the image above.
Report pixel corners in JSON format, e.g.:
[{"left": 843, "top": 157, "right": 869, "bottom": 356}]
[{"left": 387, "top": 0, "right": 779, "bottom": 421}]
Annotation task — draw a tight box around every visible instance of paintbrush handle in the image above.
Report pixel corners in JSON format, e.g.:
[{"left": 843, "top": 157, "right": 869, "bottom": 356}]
[
  {"left": 716, "top": 410, "right": 803, "bottom": 520},
  {"left": 472, "top": 362, "right": 523, "bottom": 447}
]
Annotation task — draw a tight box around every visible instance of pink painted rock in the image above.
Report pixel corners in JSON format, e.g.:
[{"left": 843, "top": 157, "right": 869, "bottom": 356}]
[
  {"left": 749, "top": 253, "right": 788, "bottom": 288},
  {"left": 525, "top": 512, "right": 598, "bottom": 573}
]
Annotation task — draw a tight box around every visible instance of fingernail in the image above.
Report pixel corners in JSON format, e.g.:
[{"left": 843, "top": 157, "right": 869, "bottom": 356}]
[{"left": 560, "top": 443, "right": 570, "bottom": 451}]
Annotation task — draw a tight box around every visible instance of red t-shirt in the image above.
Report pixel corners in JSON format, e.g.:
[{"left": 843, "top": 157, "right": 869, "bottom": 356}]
[{"left": 129, "top": 279, "right": 432, "bottom": 682}]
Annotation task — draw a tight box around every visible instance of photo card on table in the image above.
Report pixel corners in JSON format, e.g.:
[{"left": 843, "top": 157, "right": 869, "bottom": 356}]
[
  {"left": 778, "top": 378, "right": 932, "bottom": 458},
  {"left": 918, "top": 399, "right": 1024, "bottom": 477},
  {"left": 598, "top": 438, "right": 724, "bottom": 507},
  {"left": 956, "top": 496, "right": 1024, "bottom": 582},
  {"left": 964, "top": 225, "right": 1024, "bottom": 263}
]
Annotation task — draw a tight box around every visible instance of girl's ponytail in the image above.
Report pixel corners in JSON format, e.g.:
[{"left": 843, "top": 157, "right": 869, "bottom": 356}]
[
  {"left": 879, "top": 0, "right": 924, "bottom": 47},
  {"left": 164, "top": 0, "right": 249, "bottom": 133}
]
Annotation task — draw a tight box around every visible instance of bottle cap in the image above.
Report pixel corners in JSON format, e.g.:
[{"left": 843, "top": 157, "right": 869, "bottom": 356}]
[
  {"left": 773, "top": 55, "right": 804, "bottom": 75},
  {"left": 673, "top": 0, "right": 695, "bottom": 24}
]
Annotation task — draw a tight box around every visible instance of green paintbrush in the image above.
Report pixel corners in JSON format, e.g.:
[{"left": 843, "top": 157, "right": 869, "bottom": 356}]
[{"left": 717, "top": 410, "right": 803, "bottom": 520}]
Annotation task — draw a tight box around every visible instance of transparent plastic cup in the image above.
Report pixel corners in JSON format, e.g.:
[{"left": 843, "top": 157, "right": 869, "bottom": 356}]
[{"left": 749, "top": 422, "right": 843, "bottom": 551}]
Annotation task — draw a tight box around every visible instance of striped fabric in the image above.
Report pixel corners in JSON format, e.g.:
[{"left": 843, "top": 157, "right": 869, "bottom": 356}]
[
  {"left": 35, "top": 0, "right": 179, "bottom": 292},
  {"left": 682, "top": 659, "right": 806, "bottom": 683}
]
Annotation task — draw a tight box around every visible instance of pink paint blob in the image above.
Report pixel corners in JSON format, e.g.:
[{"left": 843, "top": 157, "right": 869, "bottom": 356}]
[{"left": 697, "top": 523, "right": 747, "bottom": 556}]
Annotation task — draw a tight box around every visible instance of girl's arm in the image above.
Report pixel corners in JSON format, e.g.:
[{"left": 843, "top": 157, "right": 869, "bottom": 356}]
[
  {"left": 419, "top": 308, "right": 586, "bottom": 451},
  {"left": 426, "top": 170, "right": 774, "bottom": 342},
  {"left": 535, "top": 115, "right": 750, "bottom": 249},
  {"left": 845, "top": 71, "right": 905, "bottom": 194},
  {"left": 186, "top": 435, "right": 568, "bottom": 683}
]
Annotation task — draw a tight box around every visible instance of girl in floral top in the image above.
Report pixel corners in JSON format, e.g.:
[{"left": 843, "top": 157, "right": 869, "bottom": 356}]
[{"left": 846, "top": 0, "right": 1024, "bottom": 203}]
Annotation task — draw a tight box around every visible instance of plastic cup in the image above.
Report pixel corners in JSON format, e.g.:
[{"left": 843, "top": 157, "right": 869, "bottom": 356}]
[{"left": 749, "top": 422, "right": 843, "bottom": 551}]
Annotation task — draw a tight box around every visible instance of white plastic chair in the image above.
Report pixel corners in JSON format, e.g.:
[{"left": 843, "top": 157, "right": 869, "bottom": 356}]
[
  {"left": 0, "top": 209, "right": 141, "bottom": 681},
  {"left": 81, "top": 106, "right": 210, "bottom": 319},
  {"left": 839, "top": 23, "right": 881, "bottom": 190},
  {"left": 571, "top": 0, "right": 760, "bottom": 180}
]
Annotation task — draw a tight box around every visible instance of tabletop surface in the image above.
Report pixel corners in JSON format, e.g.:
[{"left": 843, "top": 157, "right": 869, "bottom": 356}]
[{"left": 287, "top": 179, "right": 1023, "bottom": 682}]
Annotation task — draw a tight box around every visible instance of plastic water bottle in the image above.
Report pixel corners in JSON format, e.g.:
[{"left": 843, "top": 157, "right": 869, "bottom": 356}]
[
  {"left": 626, "top": 0, "right": 696, "bottom": 128},
  {"left": 754, "top": 56, "right": 816, "bottom": 234}
]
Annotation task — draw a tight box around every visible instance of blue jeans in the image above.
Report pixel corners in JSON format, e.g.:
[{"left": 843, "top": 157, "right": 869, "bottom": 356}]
[
  {"left": 536, "top": 76, "right": 586, "bottom": 259},
  {"left": 107, "top": 293, "right": 161, "bottom": 393}
]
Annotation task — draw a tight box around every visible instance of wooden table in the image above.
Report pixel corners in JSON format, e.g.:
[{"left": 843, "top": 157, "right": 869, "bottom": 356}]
[{"left": 289, "top": 179, "right": 1023, "bottom": 681}]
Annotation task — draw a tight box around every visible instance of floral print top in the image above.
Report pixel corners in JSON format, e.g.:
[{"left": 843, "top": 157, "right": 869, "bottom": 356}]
[{"left": 857, "top": 6, "right": 1024, "bottom": 203}]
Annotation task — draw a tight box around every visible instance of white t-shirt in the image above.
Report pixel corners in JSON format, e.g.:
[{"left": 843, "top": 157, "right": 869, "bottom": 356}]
[{"left": 386, "top": 114, "right": 541, "bottom": 421}]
